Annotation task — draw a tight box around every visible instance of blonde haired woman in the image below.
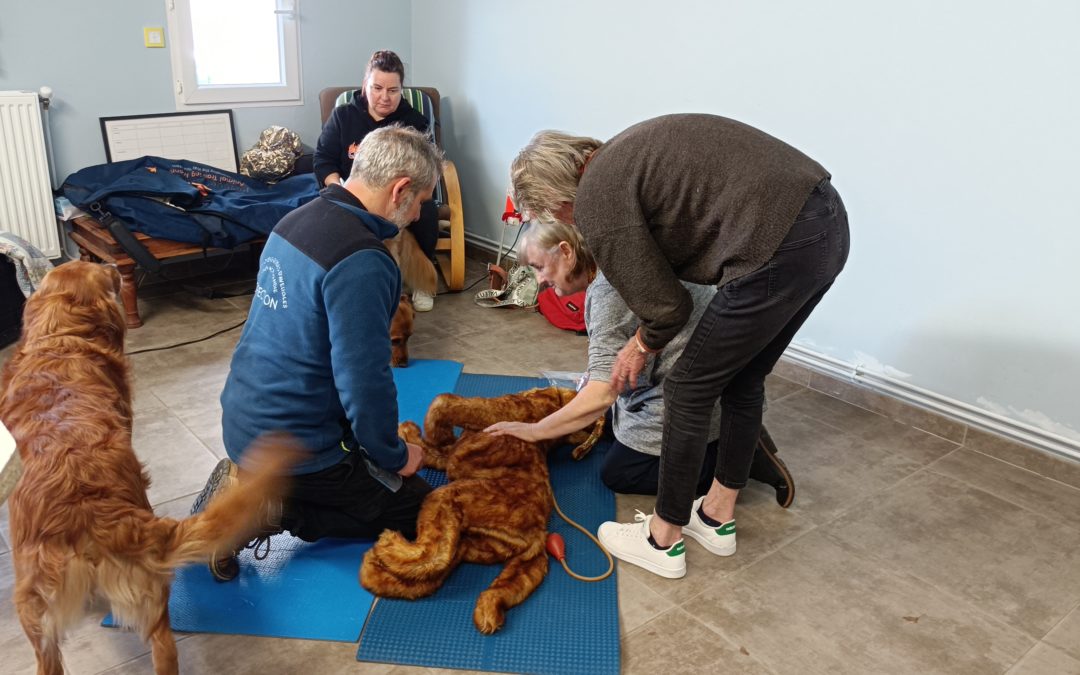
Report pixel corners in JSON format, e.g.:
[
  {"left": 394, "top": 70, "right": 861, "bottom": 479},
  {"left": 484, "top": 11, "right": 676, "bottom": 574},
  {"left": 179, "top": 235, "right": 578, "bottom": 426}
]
[
  {"left": 510, "top": 114, "right": 849, "bottom": 578},
  {"left": 488, "top": 219, "right": 794, "bottom": 510}
]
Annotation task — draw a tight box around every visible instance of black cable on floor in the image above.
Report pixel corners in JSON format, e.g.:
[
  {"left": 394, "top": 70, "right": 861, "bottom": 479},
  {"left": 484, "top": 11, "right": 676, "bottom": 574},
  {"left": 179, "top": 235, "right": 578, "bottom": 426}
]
[{"left": 126, "top": 318, "right": 247, "bottom": 355}]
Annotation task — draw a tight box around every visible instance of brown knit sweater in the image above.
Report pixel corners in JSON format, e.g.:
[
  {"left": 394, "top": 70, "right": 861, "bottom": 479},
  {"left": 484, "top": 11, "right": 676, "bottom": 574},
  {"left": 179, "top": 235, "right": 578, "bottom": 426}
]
[{"left": 575, "top": 113, "right": 829, "bottom": 350}]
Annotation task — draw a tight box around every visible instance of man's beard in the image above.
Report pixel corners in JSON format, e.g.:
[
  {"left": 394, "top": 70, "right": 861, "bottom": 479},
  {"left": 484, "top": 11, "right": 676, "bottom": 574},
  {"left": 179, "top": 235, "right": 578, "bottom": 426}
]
[{"left": 389, "top": 192, "right": 419, "bottom": 228}]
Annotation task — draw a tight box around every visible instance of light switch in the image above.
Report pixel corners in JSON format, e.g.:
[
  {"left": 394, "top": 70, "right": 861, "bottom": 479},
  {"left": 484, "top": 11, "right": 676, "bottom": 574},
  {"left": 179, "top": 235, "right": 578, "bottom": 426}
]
[{"left": 144, "top": 27, "right": 165, "bottom": 48}]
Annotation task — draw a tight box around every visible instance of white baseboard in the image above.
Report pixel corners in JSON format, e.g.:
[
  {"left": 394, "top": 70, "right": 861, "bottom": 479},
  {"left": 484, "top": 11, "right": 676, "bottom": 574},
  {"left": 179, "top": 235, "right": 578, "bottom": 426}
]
[{"left": 784, "top": 344, "right": 1080, "bottom": 463}]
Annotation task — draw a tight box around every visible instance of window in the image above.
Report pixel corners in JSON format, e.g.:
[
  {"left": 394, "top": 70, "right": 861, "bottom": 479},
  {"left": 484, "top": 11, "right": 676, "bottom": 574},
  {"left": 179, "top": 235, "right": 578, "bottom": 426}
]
[{"left": 166, "top": 0, "right": 302, "bottom": 108}]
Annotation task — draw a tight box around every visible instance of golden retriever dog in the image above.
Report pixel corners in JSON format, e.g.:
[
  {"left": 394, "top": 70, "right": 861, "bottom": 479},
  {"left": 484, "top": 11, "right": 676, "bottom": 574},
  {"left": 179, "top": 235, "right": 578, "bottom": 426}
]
[
  {"left": 0, "top": 260, "right": 298, "bottom": 675},
  {"left": 360, "top": 387, "right": 603, "bottom": 634},
  {"left": 390, "top": 293, "right": 415, "bottom": 367},
  {"left": 384, "top": 227, "right": 437, "bottom": 297}
]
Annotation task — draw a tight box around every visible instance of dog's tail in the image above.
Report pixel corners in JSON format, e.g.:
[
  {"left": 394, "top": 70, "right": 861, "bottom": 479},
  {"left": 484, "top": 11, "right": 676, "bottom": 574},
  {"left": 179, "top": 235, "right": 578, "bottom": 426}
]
[
  {"left": 133, "top": 433, "right": 300, "bottom": 573},
  {"left": 395, "top": 228, "right": 438, "bottom": 295}
]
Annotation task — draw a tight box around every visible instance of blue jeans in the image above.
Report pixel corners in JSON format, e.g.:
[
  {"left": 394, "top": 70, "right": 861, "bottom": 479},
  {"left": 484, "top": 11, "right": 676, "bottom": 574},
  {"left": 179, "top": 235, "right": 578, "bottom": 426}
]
[{"left": 656, "top": 179, "right": 850, "bottom": 526}]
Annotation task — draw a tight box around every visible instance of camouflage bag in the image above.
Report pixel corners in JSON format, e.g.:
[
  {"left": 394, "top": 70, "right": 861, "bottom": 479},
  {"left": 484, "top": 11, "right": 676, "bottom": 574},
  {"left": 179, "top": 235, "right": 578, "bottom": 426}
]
[{"left": 240, "top": 126, "right": 302, "bottom": 182}]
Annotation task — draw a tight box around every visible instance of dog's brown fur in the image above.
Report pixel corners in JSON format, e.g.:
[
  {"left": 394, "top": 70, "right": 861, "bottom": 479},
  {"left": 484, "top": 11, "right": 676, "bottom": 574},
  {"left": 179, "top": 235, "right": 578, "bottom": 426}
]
[
  {"left": 359, "top": 387, "right": 602, "bottom": 634},
  {"left": 0, "top": 260, "right": 298, "bottom": 675},
  {"left": 384, "top": 227, "right": 437, "bottom": 296},
  {"left": 390, "top": 294, "right": 415, "bottom": 367}
]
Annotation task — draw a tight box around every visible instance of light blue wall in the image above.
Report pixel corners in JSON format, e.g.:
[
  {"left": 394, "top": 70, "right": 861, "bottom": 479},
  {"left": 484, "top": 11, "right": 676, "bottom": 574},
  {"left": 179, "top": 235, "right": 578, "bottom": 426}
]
[
  {"left": 409, "top": 0, "right": 1080, "bottom": 442},
  {"left": 1, "top": 1, "right": 1075, "bottom": 443},
  {"left": 0, "top": 0, "right": 412, "bottom": 180}
]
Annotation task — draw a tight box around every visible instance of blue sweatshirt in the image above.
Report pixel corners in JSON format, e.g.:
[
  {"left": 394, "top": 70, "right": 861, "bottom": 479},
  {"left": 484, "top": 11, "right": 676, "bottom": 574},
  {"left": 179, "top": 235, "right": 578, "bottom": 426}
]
[{"left": 221, "top": 185, "right": 406, "bottom": 475}]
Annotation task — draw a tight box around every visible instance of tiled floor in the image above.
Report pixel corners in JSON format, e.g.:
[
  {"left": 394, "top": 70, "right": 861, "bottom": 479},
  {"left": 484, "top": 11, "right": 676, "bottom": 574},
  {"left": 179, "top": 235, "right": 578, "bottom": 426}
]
[{"left": 3, "top": 257, "right": 1080, "bottom": 674}]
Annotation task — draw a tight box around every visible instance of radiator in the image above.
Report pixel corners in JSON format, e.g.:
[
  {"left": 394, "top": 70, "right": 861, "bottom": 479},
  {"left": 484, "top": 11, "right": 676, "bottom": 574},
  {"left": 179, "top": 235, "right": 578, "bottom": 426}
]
[{"left": 0, "top": 91, "right": 60, "bottom": 258}]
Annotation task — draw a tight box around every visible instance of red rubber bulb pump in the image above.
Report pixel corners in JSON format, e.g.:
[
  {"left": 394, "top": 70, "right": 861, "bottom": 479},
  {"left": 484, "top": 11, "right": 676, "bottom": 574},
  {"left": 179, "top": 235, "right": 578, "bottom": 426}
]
[{"left": 546, "top": 533, "right": 566, "bottom": 561}]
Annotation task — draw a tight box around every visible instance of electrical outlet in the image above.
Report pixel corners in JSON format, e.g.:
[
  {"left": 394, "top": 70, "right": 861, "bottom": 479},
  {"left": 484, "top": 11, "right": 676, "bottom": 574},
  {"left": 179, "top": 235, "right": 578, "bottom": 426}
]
[{"left": 144, "top": 27, "right": 165, "bottom": 48}]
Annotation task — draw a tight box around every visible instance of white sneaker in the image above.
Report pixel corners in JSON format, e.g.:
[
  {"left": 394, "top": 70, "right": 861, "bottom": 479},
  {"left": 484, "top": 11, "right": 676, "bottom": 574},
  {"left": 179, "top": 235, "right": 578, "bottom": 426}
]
[
  {"left": 597, "top": 511, "right": 686, "bottom": 579},
  {"left": 412, "top": 290, "right": 434, "bottom": 312},
  {"left": 683, "top": 496, "right": 736, "bottom": 556}
]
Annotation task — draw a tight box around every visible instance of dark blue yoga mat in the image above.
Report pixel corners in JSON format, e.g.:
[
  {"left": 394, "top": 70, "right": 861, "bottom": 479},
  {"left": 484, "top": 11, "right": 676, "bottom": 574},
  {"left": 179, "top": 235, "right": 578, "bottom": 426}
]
[
  {"left": 356, "top": 374, "right": 621, "bottom": 675},
  {"left": 105, "top": 359, "right": 465, "bottom": 641}
]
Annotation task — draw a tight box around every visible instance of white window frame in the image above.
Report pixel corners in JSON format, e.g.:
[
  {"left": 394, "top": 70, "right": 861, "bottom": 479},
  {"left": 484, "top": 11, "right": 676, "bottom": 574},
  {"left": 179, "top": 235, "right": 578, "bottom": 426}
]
[{"left": 165, "top": 0, "right": 303, "bottom": 109}]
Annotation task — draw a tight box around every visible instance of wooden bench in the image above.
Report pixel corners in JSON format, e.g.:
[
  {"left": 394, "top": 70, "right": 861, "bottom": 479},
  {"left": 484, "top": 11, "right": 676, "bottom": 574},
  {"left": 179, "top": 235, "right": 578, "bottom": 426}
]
[{"left": 67, "top": 215, "right": 259, "bottom": 328}]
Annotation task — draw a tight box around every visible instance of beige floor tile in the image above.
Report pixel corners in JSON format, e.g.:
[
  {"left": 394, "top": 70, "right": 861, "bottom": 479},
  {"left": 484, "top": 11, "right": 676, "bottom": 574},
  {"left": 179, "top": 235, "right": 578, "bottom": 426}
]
[
  {"left": 131, "top": 410, "right": 221, "bottom": 507},
  {"left": 764, "top": 373, "right": 804, "bottom": 403},
  {"left": 682, "top": 533, "right": 1035, "bottom": 675},
  {"left": 132, "top": 385, "right": 167, "bottom": 415},
  {"left": 98, "top": 632, "right": 379, "bottom": 675},
  {"left": 771, "top": 357, "right": 810, "bottom": 386},
  {"left": 616, "top": 569, "right": 677, "bottom": 635},
  {"left": 1006, "top": 642, "right": 1080, "bottom": 674},
  {"left": 124, "top": 293, "right": 248, "bottom": 352},
  {"left": 808, "top": 372, "right": 969, "bottom": 443},
  {"left": 772, "top": 387, "right": 892, "bottom": 436},
  {"left": 407, "top": 334, "right": 525, "bottom": 376},
  {"left": 623, "top": 607, "right": 773, "bottom": 675},
  {"left": 965, "top": 427, "right": 1080, "bottom": 491},
  {"left": 827, "top": 470, "right": 1080, "bottom": 637},
  {"left": 762, "top": 404, "right": 956, "bottom": 524},
  {"left": 929, "top": 448, "right": 1080, "bottom": 533},
  {"left": 1044, "top": 604, "right": 1080, "bottom": 661}
]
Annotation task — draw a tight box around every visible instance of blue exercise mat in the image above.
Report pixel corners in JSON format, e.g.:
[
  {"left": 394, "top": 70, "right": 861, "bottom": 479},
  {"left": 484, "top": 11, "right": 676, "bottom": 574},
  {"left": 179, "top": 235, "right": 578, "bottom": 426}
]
[
  {"left": 392, "top": 358, "right": 464, "bottom": 427},
  {"left": 106, "top": 537, "right": 375, "bottom": 641},
  {"left": 105, "top": 359, "right": 465, "bottom": 641},
  {"left": 357, "top": 373, "right": 621, "bottom": 675}
]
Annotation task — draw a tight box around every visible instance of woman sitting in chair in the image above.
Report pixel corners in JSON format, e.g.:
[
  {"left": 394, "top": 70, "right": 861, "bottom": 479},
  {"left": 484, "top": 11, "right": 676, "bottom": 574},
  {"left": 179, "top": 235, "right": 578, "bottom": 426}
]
[{"left": 314, "top": 49, "right": 440, "bottom": 311}]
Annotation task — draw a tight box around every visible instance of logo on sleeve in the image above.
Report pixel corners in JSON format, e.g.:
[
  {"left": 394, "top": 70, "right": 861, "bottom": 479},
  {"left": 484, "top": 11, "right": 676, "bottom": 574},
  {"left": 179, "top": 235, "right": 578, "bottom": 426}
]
[{"left": 254, "top": 257, "right": 289, "bottom": 310}]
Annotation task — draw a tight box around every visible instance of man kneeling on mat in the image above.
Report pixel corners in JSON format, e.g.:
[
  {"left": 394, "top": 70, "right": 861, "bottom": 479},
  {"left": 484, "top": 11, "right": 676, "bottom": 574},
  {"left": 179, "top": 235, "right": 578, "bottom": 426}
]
[
  {"left": 191, "top": 126, "right": 445, "bottom": 581},
  {"left": 486, "top": 220, "right": 794, "bottom": 531}
]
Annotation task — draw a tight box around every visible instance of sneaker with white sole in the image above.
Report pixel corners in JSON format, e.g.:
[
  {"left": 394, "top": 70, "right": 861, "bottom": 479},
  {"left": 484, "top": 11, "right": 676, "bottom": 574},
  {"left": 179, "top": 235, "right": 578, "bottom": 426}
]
[
  {"left": 191, "top": 458, "right": 242, "bottom": 581},
  {"left": 412, "top": 290, "right": 434, "bottom": 312},
  {"left": 683, "top": 496, "right": 737, "bottom": 556},
  {"left": 597, "top": 511, "right": 686, "bottom": 579}
]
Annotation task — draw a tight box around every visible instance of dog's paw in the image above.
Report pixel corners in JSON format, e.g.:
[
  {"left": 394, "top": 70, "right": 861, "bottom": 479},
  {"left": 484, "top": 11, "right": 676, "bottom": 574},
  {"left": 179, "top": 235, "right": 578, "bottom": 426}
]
[
  {"left": 398, "top": 421, "right": 422, "bottom": 444},
  {"left": 473, "top": 594, "right": 505, "bottom": 635}
]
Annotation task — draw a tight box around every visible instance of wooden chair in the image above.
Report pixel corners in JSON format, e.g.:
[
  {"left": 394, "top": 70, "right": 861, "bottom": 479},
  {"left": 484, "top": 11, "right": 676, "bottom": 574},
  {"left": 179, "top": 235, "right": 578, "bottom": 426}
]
[{"left": 318, "top": 86, "right": 465, "bottom": 291}]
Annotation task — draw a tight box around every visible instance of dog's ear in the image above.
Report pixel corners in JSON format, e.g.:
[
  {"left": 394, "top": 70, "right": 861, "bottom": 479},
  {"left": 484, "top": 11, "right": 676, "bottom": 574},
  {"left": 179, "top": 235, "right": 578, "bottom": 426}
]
[{"left": 400, "top": 293, "right": 413, "bottom": 307}]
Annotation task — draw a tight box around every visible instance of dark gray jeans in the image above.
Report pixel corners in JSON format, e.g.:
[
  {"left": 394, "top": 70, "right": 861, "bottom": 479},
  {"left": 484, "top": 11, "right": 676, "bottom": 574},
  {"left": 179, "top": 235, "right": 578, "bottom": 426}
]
[{"left": 656, "top": 179, "right": 850, "bottom": 526}]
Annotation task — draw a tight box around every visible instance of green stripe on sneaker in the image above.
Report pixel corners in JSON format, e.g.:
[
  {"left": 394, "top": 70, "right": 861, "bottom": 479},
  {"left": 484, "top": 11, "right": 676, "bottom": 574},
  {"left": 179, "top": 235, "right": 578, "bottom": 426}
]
[
  {"left": 668, "top": 541, "right": 686, "bottom": 557},
  {"left": 716, "top": 521, "right": 736, "bottom": 536}
]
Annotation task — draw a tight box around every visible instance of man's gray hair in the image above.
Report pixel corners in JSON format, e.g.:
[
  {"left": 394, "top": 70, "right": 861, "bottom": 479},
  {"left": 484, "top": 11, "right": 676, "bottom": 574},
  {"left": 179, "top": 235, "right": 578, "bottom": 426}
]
[
  {"left": 350, "top": 125, "right": 444, "bottom": 194},
  {"left": 510, "top": 130, "right": 602, "bottom": 222}
]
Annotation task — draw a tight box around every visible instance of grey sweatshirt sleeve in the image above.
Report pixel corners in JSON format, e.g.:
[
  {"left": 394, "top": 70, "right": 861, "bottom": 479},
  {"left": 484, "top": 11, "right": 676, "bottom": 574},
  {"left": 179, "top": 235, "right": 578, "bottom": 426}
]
[{"left": 584, "top": 274, "right": 637, "bottom": 383}]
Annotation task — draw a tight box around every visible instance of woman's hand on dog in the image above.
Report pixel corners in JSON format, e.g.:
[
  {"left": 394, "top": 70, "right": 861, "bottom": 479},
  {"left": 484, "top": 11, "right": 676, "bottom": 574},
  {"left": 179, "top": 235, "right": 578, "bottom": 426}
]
[
  {"left": 398, "top": 442, "right": 425, "bottom": 476},
  {"left": 484, "top": 421, "right": 544, "bottom": 443}
]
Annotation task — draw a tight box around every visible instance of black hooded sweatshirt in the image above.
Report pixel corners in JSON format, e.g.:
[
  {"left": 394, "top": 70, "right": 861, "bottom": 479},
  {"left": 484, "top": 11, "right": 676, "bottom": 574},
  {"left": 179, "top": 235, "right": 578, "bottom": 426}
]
[{"left": 313, "top": 91, "right": 429, "bottom": 187}]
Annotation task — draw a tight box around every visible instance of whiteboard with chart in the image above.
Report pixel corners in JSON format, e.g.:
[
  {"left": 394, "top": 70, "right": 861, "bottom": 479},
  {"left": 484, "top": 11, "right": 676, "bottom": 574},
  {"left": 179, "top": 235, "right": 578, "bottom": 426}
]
[{"left": 100, "top": 110, "right": 238, "bottom": 173}]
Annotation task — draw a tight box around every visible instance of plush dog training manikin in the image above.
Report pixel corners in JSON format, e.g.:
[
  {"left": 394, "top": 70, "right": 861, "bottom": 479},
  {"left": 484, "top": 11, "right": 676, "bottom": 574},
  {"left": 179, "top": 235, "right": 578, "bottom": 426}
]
[
  {"left": 0, "top": 260, "right": 295, "bottom": 675},
  {"left": 360, "top": 386, "right": 600, "bottom": 634}
]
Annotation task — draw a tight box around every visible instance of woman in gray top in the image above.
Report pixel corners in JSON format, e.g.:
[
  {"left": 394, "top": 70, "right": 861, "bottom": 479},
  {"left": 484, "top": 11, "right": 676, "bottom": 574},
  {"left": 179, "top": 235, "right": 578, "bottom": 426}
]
[
  {"left": 486, "top": 220, "right": 793, "bottom": 501},
  {"left": 510, "top": 115, "right": 849, "bottom": 579}
]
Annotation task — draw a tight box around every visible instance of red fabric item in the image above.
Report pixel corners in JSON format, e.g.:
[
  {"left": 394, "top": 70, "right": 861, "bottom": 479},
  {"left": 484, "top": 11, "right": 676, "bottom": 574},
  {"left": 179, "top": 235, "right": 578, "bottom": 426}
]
[{"left": 537, "top": 287, "right": 586, "bottom": 332}]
